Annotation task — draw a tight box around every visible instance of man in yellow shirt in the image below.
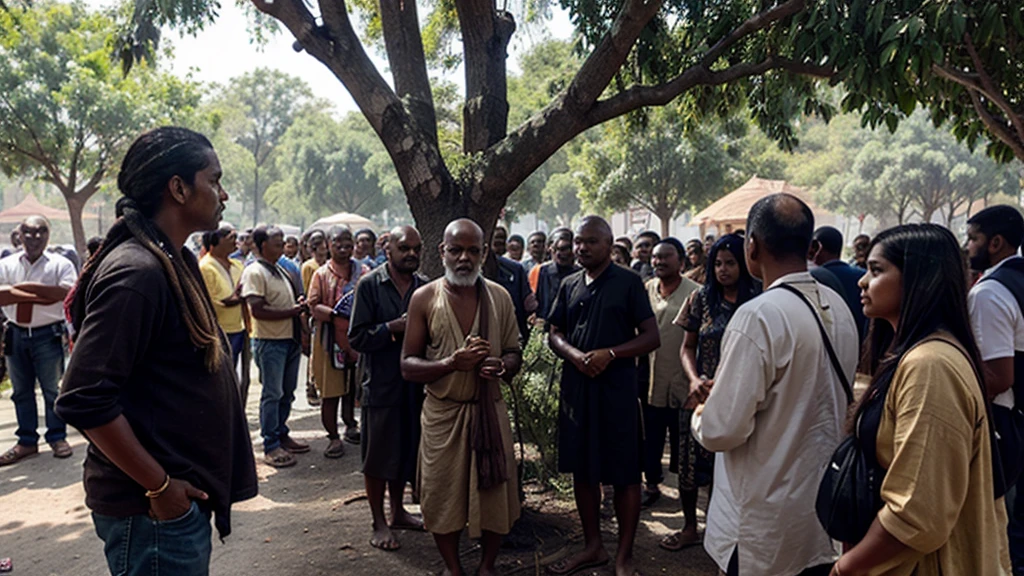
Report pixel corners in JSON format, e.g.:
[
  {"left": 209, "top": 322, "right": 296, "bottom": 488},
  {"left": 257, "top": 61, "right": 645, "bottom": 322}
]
[{"left": 199, "top": 225, "right": 247, "bottom": 396}]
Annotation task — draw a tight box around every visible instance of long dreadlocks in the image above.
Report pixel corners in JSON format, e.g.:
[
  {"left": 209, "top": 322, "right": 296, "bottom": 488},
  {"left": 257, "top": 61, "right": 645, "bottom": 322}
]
[{"left": 70, "top": 127, "right": 226, "bottom": 373}]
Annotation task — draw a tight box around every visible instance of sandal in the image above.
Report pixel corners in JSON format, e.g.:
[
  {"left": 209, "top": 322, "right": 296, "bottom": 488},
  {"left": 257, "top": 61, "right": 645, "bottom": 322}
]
[
  {"left": 0, "top": 444, "right": 38, "bottom": 467},
  {"left": 280, "top": 435, "right": 310, "bottom": 454},
  {"left": 659, "top": 530, "right": 702, "bottom": 551},
  {"left": 546, "top": 554, "right": 609, "bottom": 576},
  {"left": 324, "top": 438, "right": 345, "bottom": 459},
  {"left": 264, "top": 448, "right": 297, "bottom": 468},
  {"left": 49, "top": 440, "right": 73, "bottom": 459}
]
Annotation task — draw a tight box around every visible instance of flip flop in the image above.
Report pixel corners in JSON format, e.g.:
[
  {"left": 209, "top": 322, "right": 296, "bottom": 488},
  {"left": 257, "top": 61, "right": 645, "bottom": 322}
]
[
  {"left": 658, "top": 531, "right": 702, "bottom": 552},
  {"left": 546, "top": 555, "right": 609, "bottom": 576},
  {"left": 264, "top": 449, "right": 297, "bottom": 468}
]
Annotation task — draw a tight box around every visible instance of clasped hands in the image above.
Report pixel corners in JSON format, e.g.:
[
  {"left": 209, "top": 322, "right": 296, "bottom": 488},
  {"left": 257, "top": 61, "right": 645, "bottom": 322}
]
[
  {"left": 684, "top": 376, "right": 714, "bottom": 410},
  {"left": 570, "top": 348, "right": 614, "bottom": 378},
  {"left": 449, "top": 335, "right": 505, "bottom": 380}
]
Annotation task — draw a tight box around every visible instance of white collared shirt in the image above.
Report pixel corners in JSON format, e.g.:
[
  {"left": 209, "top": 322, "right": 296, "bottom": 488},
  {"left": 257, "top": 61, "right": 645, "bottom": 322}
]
[
  {"left": 692, "top": 271, "right": 859, "bottom": 576},
  {"left": 0, "top": 251, "right": 77, "bottom": 327},
  {"left": 968, "top": 255, "right": 1024, "bottom": 408}
]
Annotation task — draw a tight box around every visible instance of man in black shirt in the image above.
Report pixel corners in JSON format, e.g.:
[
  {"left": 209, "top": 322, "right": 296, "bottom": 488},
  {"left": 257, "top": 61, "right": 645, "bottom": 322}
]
[
  {"left": 349, "top": 226, "right": 428, "bottom": 551},
  {"left": 535, "top": 228, "right": 579, "bottom": 323},
  {"left": 548, "top": 216, "right": 660, "bottom": 576},
  {"left": 56, "top": 127, "right": 257, "bottom": 576}
]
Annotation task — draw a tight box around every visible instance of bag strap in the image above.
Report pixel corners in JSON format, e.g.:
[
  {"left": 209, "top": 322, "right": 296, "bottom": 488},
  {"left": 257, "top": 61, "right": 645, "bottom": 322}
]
[{"left": 775, "top": 283, "right": 854, "bottom": 404}]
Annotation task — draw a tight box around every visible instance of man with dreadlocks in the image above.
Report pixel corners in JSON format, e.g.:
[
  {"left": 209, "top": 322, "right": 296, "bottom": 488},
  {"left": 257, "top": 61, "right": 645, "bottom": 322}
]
[{"left": 55, "top": 127, "right": 257, "bottom": 575}]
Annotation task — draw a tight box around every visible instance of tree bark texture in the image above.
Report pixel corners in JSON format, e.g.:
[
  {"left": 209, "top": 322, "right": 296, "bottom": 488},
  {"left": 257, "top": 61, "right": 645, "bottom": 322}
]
[{"left": 252, "top": 0, "right": 829, "bottom": 275}]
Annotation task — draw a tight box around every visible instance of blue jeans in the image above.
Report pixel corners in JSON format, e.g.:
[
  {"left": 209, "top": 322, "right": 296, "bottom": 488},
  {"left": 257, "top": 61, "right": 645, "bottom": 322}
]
[
  {"left": 7, "top": 322, "right": 66, "bottom": 446},
  {"left": 92, "top": 501, "right": 212, "bottom": 576},
  {"left": 227, "top": 331, "right": 246, "bottom": 372},
  {"left": 1008, "top": 479, "right": 1024, "bottom": 575},
  {"left": 253, "top": 338, "right": 300, "bottom": 453}
]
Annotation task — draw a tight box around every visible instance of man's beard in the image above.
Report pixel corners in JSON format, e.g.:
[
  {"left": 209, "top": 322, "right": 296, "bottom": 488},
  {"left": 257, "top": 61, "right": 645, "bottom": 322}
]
[
  {"left": 969, "top": 251, "right": 992, "bottom": 273},
  {"left": 444, "top": 262, "right": 481, "bottom": 287}
]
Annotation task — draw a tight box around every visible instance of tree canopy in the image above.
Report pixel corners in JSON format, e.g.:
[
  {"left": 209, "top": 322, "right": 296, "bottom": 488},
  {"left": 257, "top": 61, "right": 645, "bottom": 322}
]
[{"left": 0, "top": 1, "right": 199, "bottom": 254}]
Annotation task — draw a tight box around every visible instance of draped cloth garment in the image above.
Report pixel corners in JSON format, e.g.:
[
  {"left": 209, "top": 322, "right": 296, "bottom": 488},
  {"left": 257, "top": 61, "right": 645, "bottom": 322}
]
[{"left": 417, "top": 278, "right": 521, "bottom": 537}]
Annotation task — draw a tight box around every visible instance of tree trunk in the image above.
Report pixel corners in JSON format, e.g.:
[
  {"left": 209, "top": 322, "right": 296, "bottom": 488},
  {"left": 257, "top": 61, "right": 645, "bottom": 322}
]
[
  {"left": 65, "top": 194, "right": 89, "bottom": 258},
  {"left": 657, "top": 208, "right": 671, "bottom": 238},
  {"left": 253, "top": 164, "right": 260, "bottom": 226}
]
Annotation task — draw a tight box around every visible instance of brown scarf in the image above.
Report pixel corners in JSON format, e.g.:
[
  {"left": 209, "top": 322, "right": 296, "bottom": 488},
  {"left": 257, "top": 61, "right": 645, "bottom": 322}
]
[{"left": 469, "top": 279, "right": 509, "bottom": 490}]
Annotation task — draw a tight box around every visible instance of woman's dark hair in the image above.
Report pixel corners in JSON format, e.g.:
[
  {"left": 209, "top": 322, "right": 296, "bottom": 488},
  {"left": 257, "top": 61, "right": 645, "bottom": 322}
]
[
  {"left": 705, "top": 233, "right": 758, "bottom": 317},
  {"left": 70, "top": 126, "right": 226, "bottom": 372},
  {"left": 858, "top": 223, "right": 987, "bottom": 415}
]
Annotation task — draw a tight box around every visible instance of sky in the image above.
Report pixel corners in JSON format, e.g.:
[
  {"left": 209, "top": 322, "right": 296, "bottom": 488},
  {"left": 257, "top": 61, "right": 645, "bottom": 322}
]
[{"left": 87, "top": 0, "right": 574, "bottom": 115}]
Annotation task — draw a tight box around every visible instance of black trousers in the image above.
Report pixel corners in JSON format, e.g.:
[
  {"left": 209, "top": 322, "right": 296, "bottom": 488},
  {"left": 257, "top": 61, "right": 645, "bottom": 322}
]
[{"left": 638, "top": 359, "right": 679, "bottom": 486}]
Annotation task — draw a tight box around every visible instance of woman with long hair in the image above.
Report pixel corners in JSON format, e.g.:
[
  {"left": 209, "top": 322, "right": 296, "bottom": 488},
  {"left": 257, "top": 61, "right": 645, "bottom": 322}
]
[
  {"left": 831, "top": 223, "right": 1009, "bottom": 576},
  {"left": 660, "top": 233, "right": 759, "bottom": 550}
]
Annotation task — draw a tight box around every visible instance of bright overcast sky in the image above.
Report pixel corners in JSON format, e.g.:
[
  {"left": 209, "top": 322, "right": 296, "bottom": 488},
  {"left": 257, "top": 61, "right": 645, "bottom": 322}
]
[{"left": 86, "top": 0, "right": 574, "bottom": 114}]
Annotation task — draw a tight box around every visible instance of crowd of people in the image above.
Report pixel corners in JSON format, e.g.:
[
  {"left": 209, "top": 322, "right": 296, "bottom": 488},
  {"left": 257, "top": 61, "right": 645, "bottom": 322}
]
[{"left": 1, "top": 126, "right": 1021, "bottom": 576}]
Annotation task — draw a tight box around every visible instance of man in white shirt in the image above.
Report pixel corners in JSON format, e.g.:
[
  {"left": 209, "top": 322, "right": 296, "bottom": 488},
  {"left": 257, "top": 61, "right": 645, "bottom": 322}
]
[
  {"left": 0, "top": 216, "right": 78, "bottom": 466},
  {"left": 965, "top": 205, "right": 1024, "bottom": 575},
  {"left": 692, "top": 194, "right": 858, "bottom": 576}
]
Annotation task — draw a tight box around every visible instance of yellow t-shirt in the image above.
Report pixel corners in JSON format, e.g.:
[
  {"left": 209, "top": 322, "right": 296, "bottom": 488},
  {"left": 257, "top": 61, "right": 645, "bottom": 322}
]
[
  {"left": 302, "top": 258, "right": 321, "bottom": 296},
  {"left": 198, "top": 254, "right": 245, "bottom": 334},
  {"left": 240, "top": 261, "right": 296, "bottom": 340},
  {"left": 870, "top": 336, "right": 1010, "bottom": 576}
]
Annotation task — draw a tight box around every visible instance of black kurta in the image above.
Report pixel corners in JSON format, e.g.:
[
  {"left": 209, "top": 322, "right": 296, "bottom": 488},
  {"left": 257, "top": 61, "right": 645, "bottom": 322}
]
[
  {"left": 548, "top": 263, "right": 654, "bottom": 486},
  {"left": 348, "top": 264, "right": 428, "bottom": 481}
]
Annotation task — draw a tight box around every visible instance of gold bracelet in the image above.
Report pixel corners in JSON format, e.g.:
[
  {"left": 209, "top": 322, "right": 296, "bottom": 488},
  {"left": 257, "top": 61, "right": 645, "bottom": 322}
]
[{"left": 144, "top": 475, "right": 170, "bottom": 499}]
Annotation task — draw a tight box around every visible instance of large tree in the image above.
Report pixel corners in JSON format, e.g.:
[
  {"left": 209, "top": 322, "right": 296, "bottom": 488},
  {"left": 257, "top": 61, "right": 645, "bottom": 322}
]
[
  {"left": 583, "top": 110, "right": 735, "bottom": 237},
  {"left": 0, "top": 2, "right": 199, "bottom": 254},
  {"left": 207, "top": 68, "right": 314, "bottom": 226},
  {"left": 119, "top": 0, "right": 835, "bottom": 272}
]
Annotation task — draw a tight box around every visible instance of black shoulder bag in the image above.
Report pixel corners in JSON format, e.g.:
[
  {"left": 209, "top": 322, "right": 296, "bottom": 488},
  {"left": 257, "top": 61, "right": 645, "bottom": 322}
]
[{"left": 775, "top": 284, "right": 885, "bottom": 543}]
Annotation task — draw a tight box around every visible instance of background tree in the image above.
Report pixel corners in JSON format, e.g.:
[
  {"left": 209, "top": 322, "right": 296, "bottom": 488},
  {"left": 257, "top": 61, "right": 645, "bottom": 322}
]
[
  {"left": 0, "top": 1, "right": 199, "bottom": 254},
  {"left": 266, "top": 111, "right": 405, "bottom": 224},
  {"left": 207, "top": 68, "right": 314, "bottom": 226},
  {"left": 581, "top": 110, "right": 738, "bottom": 237}
]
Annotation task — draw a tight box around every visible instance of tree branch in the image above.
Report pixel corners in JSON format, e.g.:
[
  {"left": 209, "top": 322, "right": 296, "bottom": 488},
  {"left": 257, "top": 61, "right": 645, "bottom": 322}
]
[
  {"left": 587, "top": 56, "right": 831, "bottom": 127},
  {"left": 932, "top": 62, "right": 1024, "bottom": 160},
  {"left": 455, "top": 0, "right": 515, "bottom": 153},
  {"left": 379, "top": 0, "right": 437, "bottom": 140},
  {"left": 563, "top": 0, "right": 664, "bottom": 114},
  {"left": 702, "top": 0, "right": 807, "bottom": 66},
  {"left": 963, "top": 33, "right": 1024, "bottom": 147}
]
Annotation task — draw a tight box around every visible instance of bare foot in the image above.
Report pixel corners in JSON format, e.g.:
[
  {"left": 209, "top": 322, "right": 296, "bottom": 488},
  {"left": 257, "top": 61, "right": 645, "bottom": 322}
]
[
  {"left": 390, "top": 509, "right": 424, "bottom": 531},
  {"left": 546, "top": 548, "right": 610, "bottom": 575},
  {"left": 369, "top": 523, "right": 400, "bottom": 551},
  {"left": 615, "top": 558, "right": 640, "bottom": 576},
  {"left": 476, "top": 565, "right": 498, "bottom": 576}
]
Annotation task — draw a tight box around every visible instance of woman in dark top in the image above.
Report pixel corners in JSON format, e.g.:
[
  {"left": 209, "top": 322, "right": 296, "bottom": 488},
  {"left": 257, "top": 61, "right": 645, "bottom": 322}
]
[
  {"left": 660, "top": 233, "right": 759, "bottom": 550},
  {"left": 56, "top": 127, "right": 257, "bottom": 576}
]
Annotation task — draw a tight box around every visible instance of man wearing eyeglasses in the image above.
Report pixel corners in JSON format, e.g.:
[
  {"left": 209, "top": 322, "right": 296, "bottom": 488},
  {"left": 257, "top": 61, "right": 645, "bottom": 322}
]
[
  {"left": 199, "top": 224, "right": 247, "bottom": 393},
  {"left": 401, "top": 218, "right": 523, "bottom": 576},
  {"left": 0, "top": 215, "right": 78, "bottom": 466}
]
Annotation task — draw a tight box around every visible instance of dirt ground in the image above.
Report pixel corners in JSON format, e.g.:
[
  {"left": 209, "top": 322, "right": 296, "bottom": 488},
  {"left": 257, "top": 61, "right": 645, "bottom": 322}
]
[{"left": 0, "top": 370, "right": 720, "bottom": 576}]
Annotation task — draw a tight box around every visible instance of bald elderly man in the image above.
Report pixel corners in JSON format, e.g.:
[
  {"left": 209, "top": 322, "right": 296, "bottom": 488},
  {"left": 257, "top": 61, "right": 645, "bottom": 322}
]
[
  {"left": 401, "top": 219, "right": 523, "bottom": 576},
  {"left": 349, "top": 226, "right": 429, "bottom": 551},
  {"left": 0, "top": 216, "right": 78, "bottom": 465}
]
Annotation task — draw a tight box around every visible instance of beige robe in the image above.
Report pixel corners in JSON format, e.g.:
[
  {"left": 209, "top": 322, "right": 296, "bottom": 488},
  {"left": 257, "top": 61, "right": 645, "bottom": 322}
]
[{"left": 417, "top": 278, "right": 521, "bottom": 537}]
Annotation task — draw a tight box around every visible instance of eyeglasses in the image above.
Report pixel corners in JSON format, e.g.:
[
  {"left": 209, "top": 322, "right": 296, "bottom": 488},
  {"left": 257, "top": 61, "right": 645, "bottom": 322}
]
[{"left": 445, "top": 245, "right": 482, "bottom": 257}]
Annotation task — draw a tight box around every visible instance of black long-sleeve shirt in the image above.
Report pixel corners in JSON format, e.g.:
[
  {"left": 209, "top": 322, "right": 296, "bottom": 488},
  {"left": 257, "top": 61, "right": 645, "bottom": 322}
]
[
  {"left": 348, "top": 264, "right": 427, "bottom": 406},
  {"left": 56, "top": 238, "right": 257, "bottom": 538}
]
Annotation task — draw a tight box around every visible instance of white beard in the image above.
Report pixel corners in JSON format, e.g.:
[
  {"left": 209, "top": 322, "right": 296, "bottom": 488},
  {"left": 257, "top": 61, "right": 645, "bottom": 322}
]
[{"left": 444, "top": 265, "right": 480, "bottom": 287}]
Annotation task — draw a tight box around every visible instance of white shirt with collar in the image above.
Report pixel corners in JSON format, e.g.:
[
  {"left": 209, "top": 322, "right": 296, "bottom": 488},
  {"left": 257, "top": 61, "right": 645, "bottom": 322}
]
[
  {"left": 968, "top": 255, "right": 1024, "bottom": 408},
  {"left": 692, "top": 271, "right": 859, "bottom": 576},
  {"left": 0, "top": 251, "right": 78, "bottom": 327}
]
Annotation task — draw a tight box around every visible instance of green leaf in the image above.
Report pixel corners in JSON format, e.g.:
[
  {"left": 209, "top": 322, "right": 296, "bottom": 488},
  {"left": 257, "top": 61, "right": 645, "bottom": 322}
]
[{"left": 879, "top": 42, "right": 899, "bottom": 66}]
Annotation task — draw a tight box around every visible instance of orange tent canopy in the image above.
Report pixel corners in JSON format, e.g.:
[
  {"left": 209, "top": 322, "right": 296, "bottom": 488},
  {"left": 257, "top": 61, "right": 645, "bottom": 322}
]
[{"left": 0, "top": 195, "right": 97, "bottom": 224}]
